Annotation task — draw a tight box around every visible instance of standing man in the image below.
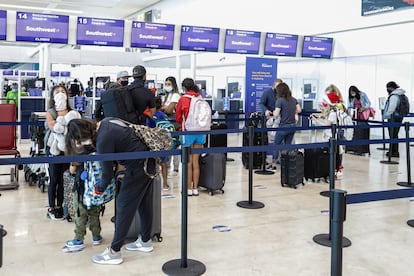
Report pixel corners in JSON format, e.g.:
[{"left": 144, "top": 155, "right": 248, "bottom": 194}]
[
  {"left": 6, "top": 82, "right": 27, "bottom": 108},
  {"left": 383, "top": 81, "right": 407, "bottom": 158},
  {"left": 129, "top": 65, "right": 156, "bottom": 124},
  {"left": 259, "top": 79, "right": 283, "bottom": 118},
  {"left": 116, "top": 71, "right": 129, "bottom": 87}
]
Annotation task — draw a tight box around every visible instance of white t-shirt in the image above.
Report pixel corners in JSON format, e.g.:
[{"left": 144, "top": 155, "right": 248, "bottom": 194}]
[{"left": 164, "top": 92, "right": 181, "bottom": 106}]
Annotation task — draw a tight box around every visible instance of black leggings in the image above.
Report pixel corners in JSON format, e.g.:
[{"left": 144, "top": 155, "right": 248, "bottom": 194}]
[
  {"left": 111, "top": 167, "right": 153, "bottom": 252},
  {"left": 48, "top": 161, "right": 69, "bottom": 208}
]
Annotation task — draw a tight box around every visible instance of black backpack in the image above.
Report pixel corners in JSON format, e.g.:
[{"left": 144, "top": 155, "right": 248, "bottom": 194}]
[
  {"left": 100, "top": 86, "right": 141, "bottom": 124},
  {"left": 396, "top": 94, "right": 410, "bottom": 117}
]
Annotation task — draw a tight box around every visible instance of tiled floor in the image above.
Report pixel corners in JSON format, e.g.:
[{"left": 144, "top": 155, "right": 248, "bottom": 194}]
[{"left": 1, "top": 131, "right": 414, "bottom": 276}]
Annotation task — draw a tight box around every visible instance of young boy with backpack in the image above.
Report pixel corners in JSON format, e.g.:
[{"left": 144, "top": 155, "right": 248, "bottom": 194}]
[{"left": 147, "top": 96, "right": 177, "bottom": 191}]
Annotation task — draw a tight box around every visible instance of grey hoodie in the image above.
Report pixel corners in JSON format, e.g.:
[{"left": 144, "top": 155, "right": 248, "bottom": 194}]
[{"left": 383, "top": 88, "right": 406, "bottom": 119}]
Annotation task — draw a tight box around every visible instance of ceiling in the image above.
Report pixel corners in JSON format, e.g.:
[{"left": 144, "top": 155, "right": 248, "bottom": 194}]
[{"left": 0, "top": 0, "right": 161, "bottom": 19}]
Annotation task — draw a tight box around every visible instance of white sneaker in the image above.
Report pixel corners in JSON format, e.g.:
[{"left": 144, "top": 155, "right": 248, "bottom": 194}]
[
  {"left": 125, "top": 236, "right": 154, "bottom": 252},
  {"left": 187, "top": 189, "right": 193, "bottom": 196},
  {"left": 92, "top": 246, "right": 123, "bottom": 265},
  {"left": 192, "top": 189, "right": 199, "bottom": 196}
]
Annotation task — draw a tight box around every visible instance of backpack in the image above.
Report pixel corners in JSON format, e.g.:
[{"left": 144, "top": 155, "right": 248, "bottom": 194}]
[
  {"left": 336, "top": 110, "right": 354, "bottom": 141},
  {"left": 82, "top": 156, "right": 116, "bottom": 209},
  {"left": 395, "top": 94, "right": 410, "bottom": 117},
  {"left": 101, "top": 86, "right": 142, "bottom": 124},
  {"left": 152, "top": 112, "right": 179, "bottom": 149},
  {"left": 183, "top": 94, "right": 212, "bottom": 131}
]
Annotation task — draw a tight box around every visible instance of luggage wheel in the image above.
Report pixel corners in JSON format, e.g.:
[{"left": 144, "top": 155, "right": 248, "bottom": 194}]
[{"left": 153, "top": 234, "right": 163, "bottom": 242}]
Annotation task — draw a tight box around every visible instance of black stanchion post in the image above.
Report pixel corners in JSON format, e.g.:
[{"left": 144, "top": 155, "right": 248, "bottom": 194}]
[
  {"left": 397, "top": 122, "right": 412, "bottom": 187},
  {"left": 223, "top": 111, "right": 235, "bottom": 162},
  {"left": 255, "top": 115, "right": 275, "bottom": 175},
  {"left": 313, "top": 139, "right": 351, "bottom": 247},
  {"left": 321, "top": 128, "right": 336, "bottom": 198},
  {"left": 162, "top": 146, "right": 206, "bottom": 276},
  {"left": 1, "top": 224, "right": 6, "bottom": 268},
  {"left": 380, "top": 119, "right": 399, "bottom": 165},
  {"left": 330, "top": 189, "right": 347, "bottom": 276},
  {"left": 377, "top": 110, "right": 388, "bottom": 151},
  {"left": 237, "top": 126, "right": 265, "bottom": 209}
]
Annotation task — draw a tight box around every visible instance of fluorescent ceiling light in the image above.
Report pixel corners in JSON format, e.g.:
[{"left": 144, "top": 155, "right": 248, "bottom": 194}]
[{"left": 0, "top": 4, "right": 84, "bottom": 14}]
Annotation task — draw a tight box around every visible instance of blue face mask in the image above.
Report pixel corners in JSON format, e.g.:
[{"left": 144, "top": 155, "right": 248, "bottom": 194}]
[{"left": 12, "top": 88, "right": 17, "bottom": 92}]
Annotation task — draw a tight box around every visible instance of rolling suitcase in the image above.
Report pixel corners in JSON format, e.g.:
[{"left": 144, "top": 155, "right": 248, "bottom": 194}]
[
  {"left": 199, "top": 153, "right": 226, "bottom": 195},
  {"left": 304, "top": 148, "right": 330, "bottom": 182},
  {"left": 346, "top": 121, "right": 370, "bottom": 155},
  {"left": 115, "top": 172, "right": 163, "bottom": 242},
  {"left": 242, "top": 131, "right": 265, "bottom": 169},
  {"left": 280, "top": 150, "right": 304, "bottom": 188}
]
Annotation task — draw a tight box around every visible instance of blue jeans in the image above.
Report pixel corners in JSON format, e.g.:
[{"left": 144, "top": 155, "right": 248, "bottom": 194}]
[{"left": 273, "top": 123, "right": 296, "bottom": 163}]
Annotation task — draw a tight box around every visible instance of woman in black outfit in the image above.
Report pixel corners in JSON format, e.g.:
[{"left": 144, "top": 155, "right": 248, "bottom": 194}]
[{"left": 65, "top": 117, "right": 155, "bottom": 265}]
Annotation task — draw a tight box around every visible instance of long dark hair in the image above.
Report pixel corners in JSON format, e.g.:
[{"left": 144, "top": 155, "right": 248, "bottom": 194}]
[
  {"left": 181, "top": 77, "right": 200, "bottom": 93},
  {"left": 49, "top": 85, "right": 72, "bottom": 110},
  {"left": 348, "top": 85, "right": 361, "bottom": 100},
  {"left": 165, "top": 76, "right": 179, "bottom": 93},
  {"left": 65, "top": 119, "right": 97, "bottom": 156},
  {"left": 275, "top": 83, "right": 292, "bottom": 102}
]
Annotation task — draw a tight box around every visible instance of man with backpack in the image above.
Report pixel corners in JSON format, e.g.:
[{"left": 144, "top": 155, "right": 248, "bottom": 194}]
[
  {"left": 98, "top": 66, "right": 155, "bottom": 125},
  {"left": 383, "top": 81, "right": 409, "bottom": 158}
]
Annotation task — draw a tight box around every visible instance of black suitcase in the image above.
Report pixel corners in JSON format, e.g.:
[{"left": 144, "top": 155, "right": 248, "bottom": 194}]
[
  {"left": 280, "top": 150, "right": 304, "bottom": 188},
  {"left": 346, "top": 121, "right": 370, "bottom": 155},
  {"left": 242, "top": 131, "right": 266, "bottom": 169},
  {"left": 304, "top": 148, "right": 330, "bottom": 182},
  {"left": 115, "top": 173, "right": 162, "bottom": 242},
  {"left": 199, "top": 153, "right": 226, "bottom": 195},
  {"left": 208, "top": 122, "right": 228, "bottom": 148}
]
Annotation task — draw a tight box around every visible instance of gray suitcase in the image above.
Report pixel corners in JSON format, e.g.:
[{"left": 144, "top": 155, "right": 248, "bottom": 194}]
[
  {"left": 115, "top": 173, "right": 162, "bottom": 242},
  {"left": 199, "top": 153, "right": 226, "bottom": 195}
]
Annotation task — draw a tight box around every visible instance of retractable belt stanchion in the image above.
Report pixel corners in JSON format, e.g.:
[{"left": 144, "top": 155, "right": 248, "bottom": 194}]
[
  {"left": 237, "top": 126, "right": 265, "bottom": 209},
  {"left": 397, "top": 122, "right": 413, "bottom": 187},
  {"left": 1, "top": 224, "right": 6, "bottom": 268},
  {"left": 162, "top": 146, "right": 206, "bottom": 276},
  {"left": 380, "top": 119, "right": 399, "bottom": 165},
  {"left": 314, "top": 137, "right": 351, "bottom": 248},
  {"left": 255, "top": 115, "right": 274, "bottom": 175},
  {"left": 321, "top": 124, "right": 337, "bottom": 198},
  {"left": 377, "top": 110, "right": 388, "bottom": 151},
  {"left": 330, "top": 190, "right": 347, "bottom": 276}
]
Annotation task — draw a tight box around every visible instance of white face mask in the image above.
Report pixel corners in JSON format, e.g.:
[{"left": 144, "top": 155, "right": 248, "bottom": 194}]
[
  {"left": 164, "top": 85, "right": 173, "bottom": 92},
  {"left": 54, "top": 92, "right": 67, "bottom": 111}
]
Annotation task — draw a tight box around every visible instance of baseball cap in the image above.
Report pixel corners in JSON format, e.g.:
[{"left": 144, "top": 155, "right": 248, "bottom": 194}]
[
  {"left": 386, "top": 81, "right": 399, "bottom": 89},
  {"left": 116, "top": 71, "right": 129, "bottom": 79},
  {"left": 132, "top": 65, "right": 146, "bottom": 78}
]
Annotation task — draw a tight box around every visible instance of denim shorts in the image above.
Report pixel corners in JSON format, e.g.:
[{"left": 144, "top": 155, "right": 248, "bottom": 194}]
[{"left": 180, "top": 134, "right": 206, "bottom": 146}]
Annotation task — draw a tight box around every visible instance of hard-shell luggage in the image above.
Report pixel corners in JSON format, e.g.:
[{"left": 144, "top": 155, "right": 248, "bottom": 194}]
[
  {"left": 346, "top": 121, "right": 370, "bottom": 155},
  {"left": 242, "top": 113, "right": 267, "bottom": 169},
  {"left": 280, "top": 150, "right": 304, "bottom": 188},
  {"left": 207, "top": 122, "right": 228, "bottom": 148},
  {"left": 115, "top": 172, "right": 162, "bottom": 242},
  {"left": 304, "top": 148, "right": 330, "bottom": 182},
  {"left": 198, "top": 153, "right": 226, "bottom": 195}
]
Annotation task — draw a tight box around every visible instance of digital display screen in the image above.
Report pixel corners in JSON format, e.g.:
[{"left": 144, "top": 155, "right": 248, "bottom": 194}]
[
  {"left": 131, "top": 21, "right": 174, "bottom": 50},
  {"left": 2, "top": 70, "right": 13, "bottom": 76},
  {"left": 264, "top": 33, "right": 298, "bottom": 57},
  {"left": 60, "top": 71, "right": 71, "bottom": 77},
  {"left": 301, "top": 36, "right": 333, "bottom": 59},
  {"left": 180, "top": 25, "right": 219, "bottom": 52},
  {"left": 224, "top": 29, "right": 260, "bottom": 54},
  {"left": 50, "top": 71, "right": 59, "bottom": 77},
  {"left": 77, "top": 17, "right": 124, "bottom": 47},
  {"left": 0, "top": 10, "right": 6, "bottom": 40},
  {"left": 26, "top": 72, "right": 37, "bottom": 77},
  {"left": 16, "top": 12, "right": 69, "bottom": 43}
]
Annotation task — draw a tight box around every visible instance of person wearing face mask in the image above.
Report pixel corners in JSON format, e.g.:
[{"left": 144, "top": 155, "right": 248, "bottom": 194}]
[
  {"left": 347, "top": 86, "right": 371, "bottom": 119},
  {"left": 116, "top": 71, "right": 129, "bottom": 87},
  {"left": 160, "top": 76, "right": 181, "bottom": 176},
  {"left": 45, "top": 85, "right": 81, "bottom": 220},
  {"left": 383, "top": 81, "right": 407, "bottom": 158},
  {"left": 6, "top": 82, "right": 28, "bottom": 108}
]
